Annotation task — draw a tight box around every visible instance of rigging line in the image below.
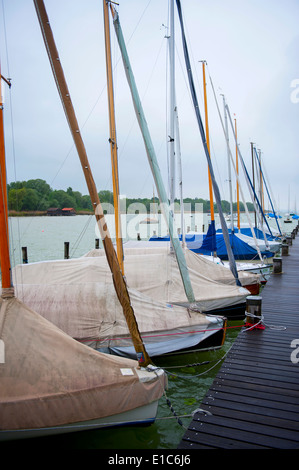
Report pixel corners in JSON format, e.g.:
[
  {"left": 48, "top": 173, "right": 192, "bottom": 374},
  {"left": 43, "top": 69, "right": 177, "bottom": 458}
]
[
  {"left": 202, "top": 64, "right": 225, "bottom": 200},
  {"left": 206, "top": 65, "right": 263, "bottom": 262},
  {"left": 226, "top": 105, "right": 271, "bottom": 246},
  {"left": 110, "top": 32, "right": 166, "bottom": 198},
  {"left": 69, "top": 214, "right": 93, "bottom": 258},
  {"left": 120, "top": 0, "right": 153, "bottom": 45},
  {"left": 1, "top": 0, "right": 24, "bottom": 296},
  {"left": 175, "top": 0, "right": 241, "bottom": 286}
]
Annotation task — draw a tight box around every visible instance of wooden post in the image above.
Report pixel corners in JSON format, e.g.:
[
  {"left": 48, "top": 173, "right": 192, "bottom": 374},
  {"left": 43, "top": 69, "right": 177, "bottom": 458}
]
[
  {"left": 281, "top": 243, "right": 289, "bottom": 256},
  {"left": 245, "top": 295, "right": 264, "bottom": 329},
  {"left": 286, "top": 236, "right": 292, "bottom": 246},
  {"left": 273, "top": 257, "right": 282, "bottom": 274},
  {"left": 64, "top": 242, "right": 70, "bottom": 259},
  {"left": 22, "top": 247, "right": 28, "bottom": 264}
]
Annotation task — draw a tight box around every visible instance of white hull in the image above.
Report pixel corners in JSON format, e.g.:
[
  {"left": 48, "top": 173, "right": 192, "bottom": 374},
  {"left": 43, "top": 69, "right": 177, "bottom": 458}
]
[
  {"left": 222, "top": 260, "right": 272, "bottom": 284},
  {"left": 0, "top": 400, "right": 160, "bottom": 442},
  {"left": 0, "top": 366, "right": 165, "bottom": 442}
]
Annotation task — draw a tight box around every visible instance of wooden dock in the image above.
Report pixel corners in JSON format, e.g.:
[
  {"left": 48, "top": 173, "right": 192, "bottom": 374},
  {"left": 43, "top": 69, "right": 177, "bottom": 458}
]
[{"left": 178, "top": 231, "right": 299, "bottom": 449}]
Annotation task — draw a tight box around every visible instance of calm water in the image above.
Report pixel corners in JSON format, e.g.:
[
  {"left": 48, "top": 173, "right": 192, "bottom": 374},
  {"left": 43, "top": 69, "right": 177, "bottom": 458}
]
[{"left": 3, "top": 212, "right": 296, "bottom": 449}]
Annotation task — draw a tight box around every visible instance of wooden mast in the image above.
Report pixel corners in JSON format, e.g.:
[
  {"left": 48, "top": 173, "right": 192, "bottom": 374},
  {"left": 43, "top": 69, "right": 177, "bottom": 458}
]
[
  {"left": 33, "top": 0, "right": 151, "bottom": 366},
  {"left": 0, "top": 66, "right": 12, "bottom": 292},
  {"left": 103, "top": 0, "right": 124, "bottom": 275},
  {"left": 201, "top": 61, "right": 214, "bottom": 224}
]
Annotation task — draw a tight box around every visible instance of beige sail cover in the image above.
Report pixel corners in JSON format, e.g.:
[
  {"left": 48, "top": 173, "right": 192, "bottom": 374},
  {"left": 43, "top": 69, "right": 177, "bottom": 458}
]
[
  {"left": 83, "top": 245, "right": 250, "bottom": 309},
  {"left": 12, "top": 257, "right": 225, "bottom": 354},
  {"left": 0, "top": 295, "right": 166, "bottom": 431},
  {"left": 118, "top": 242, "right": 259, "bottom": 288}
]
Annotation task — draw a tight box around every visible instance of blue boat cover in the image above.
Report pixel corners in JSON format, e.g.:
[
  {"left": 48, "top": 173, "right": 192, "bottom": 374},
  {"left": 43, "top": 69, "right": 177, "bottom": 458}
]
[
  {"left": 239, "top": 227, "right": 279, "bottom": 241},
  {"left": 200, "top": 219, "right": 217, "bottom": 252},
  {"left": 187, "top": 231, "right": 273, "bottom": 260}
]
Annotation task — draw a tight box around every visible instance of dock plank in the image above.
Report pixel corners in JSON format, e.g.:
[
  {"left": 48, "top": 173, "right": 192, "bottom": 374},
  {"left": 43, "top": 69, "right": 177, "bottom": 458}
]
[{"left": 178, "top": 228, "right": 299, "bottom": 449}]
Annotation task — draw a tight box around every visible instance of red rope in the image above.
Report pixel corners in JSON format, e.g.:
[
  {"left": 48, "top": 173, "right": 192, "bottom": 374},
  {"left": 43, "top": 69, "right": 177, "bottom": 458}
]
[{"left": 78, "top": 323, "right": 246, "bottom": 344}]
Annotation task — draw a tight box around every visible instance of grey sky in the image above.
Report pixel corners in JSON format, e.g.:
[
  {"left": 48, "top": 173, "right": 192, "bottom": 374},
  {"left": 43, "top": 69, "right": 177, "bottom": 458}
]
[{"left": 1, "top": 0, "right": 298, "bottom": 212}]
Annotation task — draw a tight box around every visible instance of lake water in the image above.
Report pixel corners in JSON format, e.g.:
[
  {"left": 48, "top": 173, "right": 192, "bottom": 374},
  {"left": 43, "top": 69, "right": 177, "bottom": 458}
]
[{"left": 3, "top": 212, "right": 296, "bottom": 449}]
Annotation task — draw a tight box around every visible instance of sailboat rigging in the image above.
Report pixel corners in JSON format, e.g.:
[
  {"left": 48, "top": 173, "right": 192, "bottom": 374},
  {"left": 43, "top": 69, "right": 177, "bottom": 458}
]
[
  {"left": 110, "top": 2, "right": 196, "bottom": 304},
  {"left": 103, "top": 0, "right": 124, "bottom": 275},
  {"left": 11, "top": 0, "right": 228, "bottom": 362},
  {"left": 0, "top": 31, "right": 166, "bottom": 442},
  {"left": 33, "top": 0, "right": 150, "bottom": 367},
  {"left": 0, "top": 69, "right": 11, "bottom": 294},
  {"left": 175, "top": 0, "right": 241, "bottom": 287}
]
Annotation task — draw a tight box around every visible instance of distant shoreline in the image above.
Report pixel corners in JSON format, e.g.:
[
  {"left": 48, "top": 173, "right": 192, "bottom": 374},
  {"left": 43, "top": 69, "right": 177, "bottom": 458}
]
[
  {"left": 8, "top": 210, "right": 256, "bottom": 217},
  {"left": 8, "top": 210, "right": 94, "bottom": 217}
]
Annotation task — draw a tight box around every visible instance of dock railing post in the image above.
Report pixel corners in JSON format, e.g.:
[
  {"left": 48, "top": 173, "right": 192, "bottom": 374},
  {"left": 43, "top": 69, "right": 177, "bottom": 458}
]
[
  {"left": 22, "top": 247, "right": 28, "bottom": 264},
  {"left": 64, "top": 241, "right": 70, "bottom": 259},
  {"left": 273, "top": 257, "right": 283, "bottom": 274},
  {"left": 281, "top": 243, "right": 289, "bottom": 256},
  {"left": 245, "top": 295, "right": 264, "bottom": 330}
]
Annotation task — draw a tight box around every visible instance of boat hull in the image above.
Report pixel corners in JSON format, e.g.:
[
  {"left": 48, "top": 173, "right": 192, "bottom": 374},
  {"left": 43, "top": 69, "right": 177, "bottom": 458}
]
[
  {"left": 93, "top": 315, "right": 227, "bottom": 361},
  {"left": 0, "top": 400, "right": 160, "bottom": 442}
]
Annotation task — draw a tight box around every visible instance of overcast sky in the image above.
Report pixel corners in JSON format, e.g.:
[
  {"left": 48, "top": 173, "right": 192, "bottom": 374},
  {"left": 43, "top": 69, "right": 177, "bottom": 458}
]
[{"left": 1, "top": 0, "right": 298, "bottom": 212}]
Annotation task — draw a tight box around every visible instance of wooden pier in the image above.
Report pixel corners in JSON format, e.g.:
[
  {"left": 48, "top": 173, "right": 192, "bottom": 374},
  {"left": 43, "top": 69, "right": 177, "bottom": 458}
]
[{"left": 178, "top": 230, "right": 299, "bottom": 449}]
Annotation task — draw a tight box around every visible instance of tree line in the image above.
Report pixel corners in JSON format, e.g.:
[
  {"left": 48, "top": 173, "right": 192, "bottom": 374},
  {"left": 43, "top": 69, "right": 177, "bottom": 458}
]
[{"left": 7, "top": 179, "right": 254, "bottom": 214}]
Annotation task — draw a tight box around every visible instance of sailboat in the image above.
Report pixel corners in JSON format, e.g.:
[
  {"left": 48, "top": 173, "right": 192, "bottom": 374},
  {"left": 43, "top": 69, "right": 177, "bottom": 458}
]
[
  {"left": 185, "top": 87, "right": 277, "bottom": 285},
  {"left": 11, "top": 0, "right": 227, "bottom": 362},
  {"left": 195, "top": 62, "right": 261, "bottom": 294},
  {"left": 108, "top": 1, "right": 251, "bottom": 320},
  {"left": 0, "top": 22, "right": 166, "bottom": 442},
  {"left": 150, "top": 43, "right": 262, "bottom": 293}
]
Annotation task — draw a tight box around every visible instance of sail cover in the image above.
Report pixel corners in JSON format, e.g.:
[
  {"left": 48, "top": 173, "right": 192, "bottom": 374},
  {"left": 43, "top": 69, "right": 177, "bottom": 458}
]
[
  {"left": 13, "top": 249, "right": 248, "bottom": 311},
  {"left": 12, "top": 256, "right": 226, "bottom": 359},
  {"left": 187, "top": 231, "right": 274, "bottom": 260},
  {"left": 0, "top": 294, "right": 166, "bottom": 433},
  {"left": 199, "top": 220, "right": 217, "bottom": 253}
]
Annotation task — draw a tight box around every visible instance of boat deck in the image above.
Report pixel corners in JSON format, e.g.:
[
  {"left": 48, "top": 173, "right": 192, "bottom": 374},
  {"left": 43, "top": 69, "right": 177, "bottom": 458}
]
[{"left": 178, "top": 229, "right": 299, "bottom": 449}]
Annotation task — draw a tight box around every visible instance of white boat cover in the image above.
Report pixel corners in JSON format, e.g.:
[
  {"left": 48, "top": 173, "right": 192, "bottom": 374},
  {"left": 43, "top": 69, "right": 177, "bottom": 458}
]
[
  {"left": 122, "top": 241, "right": 260, "bottom": 289},
  {"left": 0, "top": 292, "right": 166, "bottom": 433},
  {"left": 236, "top": 233, "right": 281, "bottom": 253},
  {"left": 84, "top": 243, "right": 250, "bottom": 309},
  {"left": 12, "top": 255, "right": 225, "bottom": 358},
  {"left": 13, "top": 245, "right": 249, "bottom": 313}
]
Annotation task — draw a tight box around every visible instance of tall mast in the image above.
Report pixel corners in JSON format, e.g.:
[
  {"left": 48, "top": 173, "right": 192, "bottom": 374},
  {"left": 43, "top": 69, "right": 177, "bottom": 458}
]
[
  {"left": 222, "top": 94, "right": 234, "bottom": 232},
  {"left": 175, "top": 0, "right": 240, "bottom": 285},
  {"left": 251, "top": 142, "right": 257, "bottom": 228},
  {"left": 33, "top": 0, "right": 151, "bottom": 366},
  {"left": 234, "top": 117, "right": 240, "bottom": 231},
  {"left": 169, "top": 0, "right": 175, "bottom": 209},
  {"left": 110, "top": 4, "right": 195, "bottom": 303},
  {"left": 0, "top": 66, "right": 12, "bottom": 292},
  {"left": 258, "top": 149, "right": 264, "bottom": 215},
  {"left": 201, "top": 61, "right": 214, "bottom": 223},
  {"left": 174, "top": 105, "right": 185, "bottom": 246},
  {"left": 103, "top": 0, "right": 124, "bottom": 275}
]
